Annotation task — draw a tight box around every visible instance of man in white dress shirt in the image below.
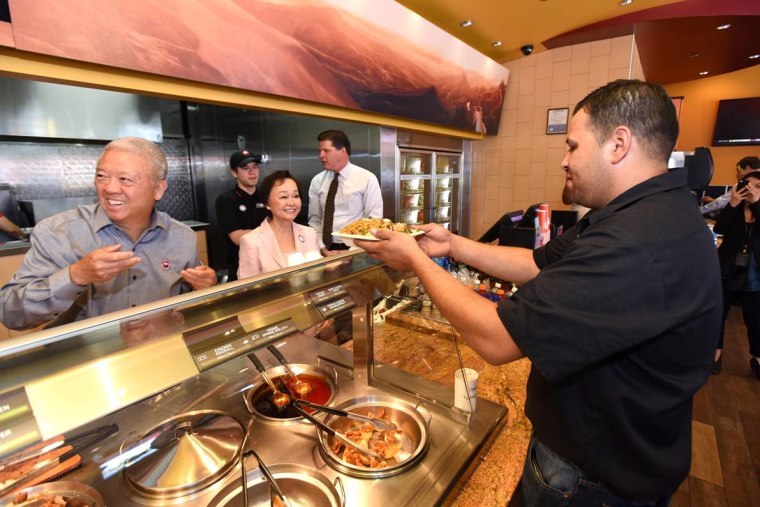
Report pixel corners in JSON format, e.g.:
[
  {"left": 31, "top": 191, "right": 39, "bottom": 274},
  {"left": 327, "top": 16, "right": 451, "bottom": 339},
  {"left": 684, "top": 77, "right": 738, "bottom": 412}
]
[{"left": 308, "top": 130, "right": 383, "bottom": 256}]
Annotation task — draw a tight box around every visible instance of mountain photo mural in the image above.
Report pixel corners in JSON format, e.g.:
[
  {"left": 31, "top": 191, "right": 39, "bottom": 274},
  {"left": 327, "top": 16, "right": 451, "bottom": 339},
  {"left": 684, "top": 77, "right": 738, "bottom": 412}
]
[{"left": 9, "top": 0, "right": 509, "bottom": 134}]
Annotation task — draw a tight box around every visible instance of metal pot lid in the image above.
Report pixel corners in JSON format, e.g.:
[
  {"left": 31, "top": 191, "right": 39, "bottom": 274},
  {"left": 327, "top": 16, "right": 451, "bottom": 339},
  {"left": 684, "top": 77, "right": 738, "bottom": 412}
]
[
  {"left": 208, "top": 463, "right": 344, "bottom": 507},
  {"left": 124, "top": 410, "right": 245, "bottom": 498}
]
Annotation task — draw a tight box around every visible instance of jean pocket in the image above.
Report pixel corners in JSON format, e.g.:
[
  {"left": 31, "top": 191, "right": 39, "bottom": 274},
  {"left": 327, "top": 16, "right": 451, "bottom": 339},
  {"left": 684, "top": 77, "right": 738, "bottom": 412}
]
[{"left": 529, "top": 438, "right": 580, "bottom": 495}]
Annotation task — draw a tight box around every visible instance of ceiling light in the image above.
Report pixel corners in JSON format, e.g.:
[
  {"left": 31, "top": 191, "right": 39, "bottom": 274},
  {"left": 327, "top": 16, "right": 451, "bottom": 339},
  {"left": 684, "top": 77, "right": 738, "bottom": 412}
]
[
  {"left": 716, "top": 23, "right": 731, "bottom": 30},
  {"left": 492, "top": 41, "right": 503, "bottom": 47},
  {"left": 689, "top": 53, "right": 699, "bottom": 58},
  {"left": 460, "top": 20, "right": 472, "bottom": 28},
  {"left": 619, "top": 0, "right": 633, "bottom": 5},
  {"left": 699, "top": 71, "right": 709, "bottom": 76},
  {"left": 749, "top": 54, "right": 760, "bottom": 60}
]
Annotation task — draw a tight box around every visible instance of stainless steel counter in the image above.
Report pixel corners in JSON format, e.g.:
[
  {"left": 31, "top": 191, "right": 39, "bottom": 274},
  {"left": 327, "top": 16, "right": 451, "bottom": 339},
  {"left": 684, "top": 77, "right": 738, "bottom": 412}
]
[{"left": 69, "top": 334, "right": 507, "bottom": 506}]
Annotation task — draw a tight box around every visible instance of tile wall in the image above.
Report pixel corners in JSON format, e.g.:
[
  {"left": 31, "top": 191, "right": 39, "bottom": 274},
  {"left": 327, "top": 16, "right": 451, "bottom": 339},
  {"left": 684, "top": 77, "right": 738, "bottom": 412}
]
[{"left": 469, "top": 35, "right": 645, "bottom": 239}]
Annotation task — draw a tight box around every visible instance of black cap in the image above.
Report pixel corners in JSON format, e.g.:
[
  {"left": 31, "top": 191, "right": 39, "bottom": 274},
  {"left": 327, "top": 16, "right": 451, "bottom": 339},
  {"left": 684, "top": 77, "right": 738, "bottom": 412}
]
[{"left": 229, "top": 150, "right": 262, "bottom": 169}]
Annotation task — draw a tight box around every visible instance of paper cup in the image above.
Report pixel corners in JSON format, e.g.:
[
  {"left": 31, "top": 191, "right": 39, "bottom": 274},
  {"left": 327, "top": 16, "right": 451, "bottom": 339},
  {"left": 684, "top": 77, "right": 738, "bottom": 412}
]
[{"left": 454, "top": 368, "right": 479, "bottom": 412}]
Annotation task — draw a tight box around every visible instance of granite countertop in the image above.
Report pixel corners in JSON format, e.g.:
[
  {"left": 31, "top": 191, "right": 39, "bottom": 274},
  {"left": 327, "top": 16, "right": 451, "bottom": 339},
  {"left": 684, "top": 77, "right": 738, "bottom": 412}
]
[{"left": 373, "top": 309, "right": 532, "bottom": 505}]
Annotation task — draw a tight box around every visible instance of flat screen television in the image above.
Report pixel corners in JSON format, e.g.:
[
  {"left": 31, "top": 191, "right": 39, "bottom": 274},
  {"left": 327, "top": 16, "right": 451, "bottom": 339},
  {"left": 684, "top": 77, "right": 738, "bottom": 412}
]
[{"left": 712, "top": 97, "right": 760, "bottom": 146}]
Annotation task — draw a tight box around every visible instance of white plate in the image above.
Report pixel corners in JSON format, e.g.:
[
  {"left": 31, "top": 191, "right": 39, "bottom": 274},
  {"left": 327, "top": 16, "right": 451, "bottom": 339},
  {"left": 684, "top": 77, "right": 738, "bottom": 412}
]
[{"left": 332, "top": 229, "right": 425, "bottom": 242}]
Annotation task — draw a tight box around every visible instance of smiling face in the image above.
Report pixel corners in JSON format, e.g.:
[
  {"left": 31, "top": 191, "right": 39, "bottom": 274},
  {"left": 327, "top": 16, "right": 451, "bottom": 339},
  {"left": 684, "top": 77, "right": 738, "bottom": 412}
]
[
  {"left": 318, "top": 140, "right": 349, "bottom": 172},
  {"left": 561, "top": 109, "right": 614, "bottom": 210},
  {"left": 267, "top": 177, "right": 301, "bottom": 224},
  {"left": 95, "top": 149, "right": 167, "bottom": 237}
]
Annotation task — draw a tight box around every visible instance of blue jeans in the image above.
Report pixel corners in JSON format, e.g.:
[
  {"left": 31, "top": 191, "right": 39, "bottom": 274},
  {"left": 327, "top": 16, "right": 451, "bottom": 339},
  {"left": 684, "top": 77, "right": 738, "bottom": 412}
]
[{"left": 517, "top": 437, "right": 672, "bottom": 507}]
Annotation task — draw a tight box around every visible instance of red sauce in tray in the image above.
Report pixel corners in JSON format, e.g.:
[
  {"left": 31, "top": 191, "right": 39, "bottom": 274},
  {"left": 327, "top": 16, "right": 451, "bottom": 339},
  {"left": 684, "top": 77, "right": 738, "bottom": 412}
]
[{"left": 250, "top": 373, "right": 332, "bottom": 419}]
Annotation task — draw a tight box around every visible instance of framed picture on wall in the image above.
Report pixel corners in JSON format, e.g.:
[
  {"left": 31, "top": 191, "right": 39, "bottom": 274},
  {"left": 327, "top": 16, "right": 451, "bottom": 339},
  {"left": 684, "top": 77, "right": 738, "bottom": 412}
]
[{"left": 546, "top": 107, "right": 569, "bottom": 135}]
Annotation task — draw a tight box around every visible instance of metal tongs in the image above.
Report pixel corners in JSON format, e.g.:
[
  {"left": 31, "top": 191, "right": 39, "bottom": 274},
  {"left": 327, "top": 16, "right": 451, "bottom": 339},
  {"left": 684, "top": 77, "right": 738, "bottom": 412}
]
[
  {"left": 292, "top": 401, "right": 384, "bottom": 461},
  {"left": 240, "top": 449, "right": 293, "bottom": 507},
  {"left": 0, "top": 423, "right": 119, "bottom": 497},
  {"left": 294, "top": 399, "right": 396, "bottom": 431}
]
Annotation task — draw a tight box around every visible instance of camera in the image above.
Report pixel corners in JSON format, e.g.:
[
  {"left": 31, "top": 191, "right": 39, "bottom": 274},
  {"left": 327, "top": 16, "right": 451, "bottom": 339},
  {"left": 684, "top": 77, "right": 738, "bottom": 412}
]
[
  {"left": 737, "top": 179, "right": 750, "bottom": 191},
  {"left": 520, "top": 44, "right": 534, "bottom": 56}
]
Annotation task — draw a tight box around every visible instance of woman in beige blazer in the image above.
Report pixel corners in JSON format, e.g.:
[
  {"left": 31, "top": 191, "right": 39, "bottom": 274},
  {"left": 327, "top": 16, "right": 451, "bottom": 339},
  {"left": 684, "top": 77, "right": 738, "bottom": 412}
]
[{"left": 238, "top": 170, "right": 321, "bottom": 278}]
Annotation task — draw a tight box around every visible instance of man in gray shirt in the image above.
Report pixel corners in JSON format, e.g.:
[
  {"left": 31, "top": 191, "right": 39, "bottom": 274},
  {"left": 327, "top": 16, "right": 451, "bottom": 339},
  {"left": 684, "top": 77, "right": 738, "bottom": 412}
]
[{"left": 0, "top": 137, "right": 217, "bottom": 330}]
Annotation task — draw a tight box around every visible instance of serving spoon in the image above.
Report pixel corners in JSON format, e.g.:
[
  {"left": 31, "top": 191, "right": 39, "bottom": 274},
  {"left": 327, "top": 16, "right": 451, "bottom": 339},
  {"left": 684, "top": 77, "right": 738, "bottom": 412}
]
[
  {"left": 266, "top": 344, "right": 312, "bottom": 396},
  {"left": 247, "top": 353, "right": 291, "bottom": 409}
]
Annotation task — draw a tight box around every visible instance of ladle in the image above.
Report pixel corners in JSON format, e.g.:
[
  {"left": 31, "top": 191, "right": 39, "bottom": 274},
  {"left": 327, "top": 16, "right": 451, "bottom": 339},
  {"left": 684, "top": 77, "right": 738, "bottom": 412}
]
[
  {"left": 248, "top": 353, "right": 291, "bottom": 408},
  {"left": 266, "top": 344, "right": 312, "bottom": 396},
  {"left": 294, "top": 399, "right": 397, "bottom": 430},
  {"left": 293, "top": 402, "right": 384, "bottom": 461},
  {"left": 241, "top": 449, "right": 294, "bottom": 507}
]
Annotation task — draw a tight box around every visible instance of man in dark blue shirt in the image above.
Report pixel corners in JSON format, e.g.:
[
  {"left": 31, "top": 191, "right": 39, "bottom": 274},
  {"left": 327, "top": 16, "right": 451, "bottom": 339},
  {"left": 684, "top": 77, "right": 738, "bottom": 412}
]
[{"left": 358, "top": 80, "right": 721, "bottom": 506}]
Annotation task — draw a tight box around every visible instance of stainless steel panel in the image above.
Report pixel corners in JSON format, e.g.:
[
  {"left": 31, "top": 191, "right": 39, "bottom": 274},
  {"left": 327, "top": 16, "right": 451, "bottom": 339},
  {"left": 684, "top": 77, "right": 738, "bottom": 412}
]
[
  {"left": 192, "top": 105, "right": 386, "bottom": 271},
  {"left": 0, "top": 77, "right": 162, "bottom": 142},
  {"left": 74, "top": 337, "right": 506, "bottom": 507},
  {"left": 0, "top": 138, "right": 194, "bottom": 222}
]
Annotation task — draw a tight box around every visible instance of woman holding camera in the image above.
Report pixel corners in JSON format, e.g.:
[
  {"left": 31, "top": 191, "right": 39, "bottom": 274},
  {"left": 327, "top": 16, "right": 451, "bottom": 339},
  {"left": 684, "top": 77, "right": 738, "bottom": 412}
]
[{"left": 713, "top": 170, "right": 760, "bottom": 378}]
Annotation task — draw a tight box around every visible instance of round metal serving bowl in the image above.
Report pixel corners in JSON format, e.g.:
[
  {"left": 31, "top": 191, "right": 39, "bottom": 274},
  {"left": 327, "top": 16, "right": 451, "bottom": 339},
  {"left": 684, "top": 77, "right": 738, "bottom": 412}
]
[
  {"left": 208, "top": 463, "right": 344, "bottom": 507},
  {"left": 1, "top": 481, "right": 104, "bottom": 506},
  {"left": 123, "top": 410, "right": 245, "bottom": 499},
  {"left": 315, "top": 395, "right": 431, "bottom": 479},
  {"left": 244, "top": 363, "right": 338, "bottom": 425}
]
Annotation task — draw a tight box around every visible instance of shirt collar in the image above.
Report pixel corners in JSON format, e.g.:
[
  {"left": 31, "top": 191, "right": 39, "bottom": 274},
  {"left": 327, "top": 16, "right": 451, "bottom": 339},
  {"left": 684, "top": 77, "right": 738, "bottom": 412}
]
[
  {"left": 578, "top": 168, "right": 688, "bottom": 233},
  {"left": 93, "top": 203, "right": 163, "bottom": 234},
  {"left": 335, "top": 162, "right": 352, "bottom": 179}
]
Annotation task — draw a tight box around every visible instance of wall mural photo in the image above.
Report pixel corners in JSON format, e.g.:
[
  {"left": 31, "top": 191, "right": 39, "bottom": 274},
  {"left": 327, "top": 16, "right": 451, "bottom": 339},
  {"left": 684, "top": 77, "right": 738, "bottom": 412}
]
[{"left": 9, "top": 0, "right": 509, "bottom": 134}]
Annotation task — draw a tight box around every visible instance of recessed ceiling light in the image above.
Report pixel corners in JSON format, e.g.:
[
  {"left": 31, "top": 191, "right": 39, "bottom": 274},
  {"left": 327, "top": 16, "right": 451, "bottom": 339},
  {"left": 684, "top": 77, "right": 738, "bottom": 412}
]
[
  {"left": 749, "top": 54, "right": 760, "bottom": 60},
  {"left": 492, "top": 41, "right": 502, "bottom": 47},
  {"left": 699, "top": 71, "right": 709, "bottom": 76},
  {"left": 716, "top": 23, "right": 731, "bottom": 30},
  {"left": 460, "top": 20, "right": 472, "bottom": 28},
  {"left": 619, "top": 0, "right": 633, "bottom": 5}
]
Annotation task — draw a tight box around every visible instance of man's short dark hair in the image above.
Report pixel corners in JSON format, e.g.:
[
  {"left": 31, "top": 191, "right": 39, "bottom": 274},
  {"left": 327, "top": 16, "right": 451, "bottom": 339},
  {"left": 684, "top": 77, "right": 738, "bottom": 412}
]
[
  {"left": 574, "top": 79, "right": 679, "bottom": 164},
  {"left": 737, "top": 156, "right": 760, "bottom": 170},
  {"left": 317, "top": 130, "right": 351, "bottom": 156},
  {"left": 259, "top": 170, "right": 301, "bottom": 216}
]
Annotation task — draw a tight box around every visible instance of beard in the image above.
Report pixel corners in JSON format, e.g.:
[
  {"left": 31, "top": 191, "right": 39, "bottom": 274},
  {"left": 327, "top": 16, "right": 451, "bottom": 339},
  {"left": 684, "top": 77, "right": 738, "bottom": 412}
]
[{"left": 562, "top": 181, "right": 574, "bottom": 205}]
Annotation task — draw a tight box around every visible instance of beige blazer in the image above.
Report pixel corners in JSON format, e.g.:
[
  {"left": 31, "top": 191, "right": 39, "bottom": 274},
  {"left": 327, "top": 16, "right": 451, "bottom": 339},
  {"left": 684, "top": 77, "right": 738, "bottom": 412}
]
[{"left": 238, "top": 219, "right": 321, "bottom": 279}]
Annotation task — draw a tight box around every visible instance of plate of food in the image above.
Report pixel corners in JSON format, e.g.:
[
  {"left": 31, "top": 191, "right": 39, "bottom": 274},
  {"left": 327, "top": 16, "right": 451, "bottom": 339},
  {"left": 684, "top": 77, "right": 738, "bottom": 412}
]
[{"left": 332, "top": 218, "right": 424, "bottom": 241}]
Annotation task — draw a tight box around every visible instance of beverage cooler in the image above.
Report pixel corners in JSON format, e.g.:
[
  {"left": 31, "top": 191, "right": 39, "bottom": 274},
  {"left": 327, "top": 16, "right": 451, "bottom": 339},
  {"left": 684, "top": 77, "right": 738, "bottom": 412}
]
[{"left": 398, "top": 148, "right": 463, "bottom": 233}]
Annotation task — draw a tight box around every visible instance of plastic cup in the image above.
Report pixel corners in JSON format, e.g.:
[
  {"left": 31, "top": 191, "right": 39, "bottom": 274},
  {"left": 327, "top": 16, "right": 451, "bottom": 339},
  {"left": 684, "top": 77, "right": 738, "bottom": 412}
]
[{"left": 454, "top": 368, "right": 479, "bottom": 412}]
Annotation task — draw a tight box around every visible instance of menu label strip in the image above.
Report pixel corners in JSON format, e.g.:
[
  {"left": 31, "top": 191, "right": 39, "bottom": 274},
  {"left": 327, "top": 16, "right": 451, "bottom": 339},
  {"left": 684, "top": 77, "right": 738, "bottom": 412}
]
[
  {"left": 193, "top": 334, "right": 255, "bottom": 371},
  {"left": 308, "top": 284, "right": 347, "bottom": 305},
  {"left": 316, "top": 296, "right": 356, "bottom": 318},
  {"left": 0, "top": 388, "right": 41, "bottom": 460},
  {"left": 249, "top": 319, "right": 299, "bottom": 345},
  {"left": 191, "top": 318, "right": 299, "bottom": 371},
  {"left": 0, "top": 388, "right": 33, "bottom": 426}
]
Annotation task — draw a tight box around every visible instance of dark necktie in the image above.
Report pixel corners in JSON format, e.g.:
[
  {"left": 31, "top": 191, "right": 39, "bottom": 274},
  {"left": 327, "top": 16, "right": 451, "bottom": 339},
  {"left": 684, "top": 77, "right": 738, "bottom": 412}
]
[{"left": 322, "top": 172, "right": 340, "bottom": 247}]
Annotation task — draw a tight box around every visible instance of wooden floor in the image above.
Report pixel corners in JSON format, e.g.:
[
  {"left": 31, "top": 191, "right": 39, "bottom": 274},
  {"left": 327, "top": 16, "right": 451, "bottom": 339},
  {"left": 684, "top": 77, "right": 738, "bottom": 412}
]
[{"left": 673, "top": 306, "right": 760, "bottom": 507}]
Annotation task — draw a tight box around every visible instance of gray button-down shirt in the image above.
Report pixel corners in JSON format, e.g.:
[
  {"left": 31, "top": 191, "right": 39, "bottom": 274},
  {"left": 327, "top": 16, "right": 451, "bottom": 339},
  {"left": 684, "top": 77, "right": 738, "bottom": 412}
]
[{"left": 0, "top": 204, "right": 201, "bottom": 330}]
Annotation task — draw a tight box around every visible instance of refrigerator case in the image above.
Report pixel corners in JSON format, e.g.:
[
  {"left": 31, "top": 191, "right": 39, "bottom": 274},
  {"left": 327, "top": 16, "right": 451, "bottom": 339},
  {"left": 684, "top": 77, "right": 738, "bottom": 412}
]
[{"left": 398, "top": 148, "right": 462, "bottom": 232}]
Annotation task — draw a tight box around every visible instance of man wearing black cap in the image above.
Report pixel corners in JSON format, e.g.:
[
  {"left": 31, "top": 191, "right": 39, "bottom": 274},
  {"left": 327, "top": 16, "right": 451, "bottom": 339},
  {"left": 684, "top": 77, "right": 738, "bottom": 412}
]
[{"left": 215, "top": 150, "right": 269, "bottom": 281}]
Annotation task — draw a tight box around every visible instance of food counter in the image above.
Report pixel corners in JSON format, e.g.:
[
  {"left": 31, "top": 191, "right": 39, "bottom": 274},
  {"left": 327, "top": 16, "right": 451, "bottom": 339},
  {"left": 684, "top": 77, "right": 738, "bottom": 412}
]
[{"left": 0, "top": 251, "right": 521, "bottom": 506}]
